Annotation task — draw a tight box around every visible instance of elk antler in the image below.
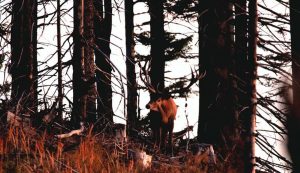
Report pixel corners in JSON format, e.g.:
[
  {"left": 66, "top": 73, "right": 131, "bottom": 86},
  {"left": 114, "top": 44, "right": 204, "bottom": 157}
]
[
  {"left": 138, "top": 60, "right": 157, "bottom": 94},
  {"left": 166, "top": 67, "right": 206, "bottom": 95},
  {"left": 138, "top": 59, "right": 205, "bottom": 96}
]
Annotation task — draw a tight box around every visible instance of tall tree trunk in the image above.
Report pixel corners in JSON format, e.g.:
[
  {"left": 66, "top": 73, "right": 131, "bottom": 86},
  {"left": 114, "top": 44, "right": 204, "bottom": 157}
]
[
  {"left": 84, "top": 0, "right": 97, "bottom": 124},
  {"left": 289, "top": 0, "right": 300, "bottom": 172},
  {"left": 246, "top": 0, "right": 257, "bottom": 172},
  {"left": 197, "top": 0, "right": 212, "bottom": 143},
  {"left": 235, "top": 1, "right": 247, "bottom": 85},
  {"left": 149, "top": 0, "right": 165, "bottom": 97},
  {"left": 32, "top": 0, "right": 38, "bottom": 125},
  {"left": 72, "top": 0, "right": 96, "bottom": 127},
  {"left": 125, "top": 0, "right": 138, "bottom": 133},
  {"left": 198, "top": 0, "right": 241, "bottom": 171},
  {"left": 71, "top": 0, "right": 86, "bottom": 127},
  {"left": 235, "top": 1, "right": 251, "bottom": 172},
  {"left": 11, "top": 0, "right": 37, "bottom": 118},
  {"left": 57, "top": 0, "right": 63, "bottom": 121},
  {"left": 94, "top": 0, "right": 113, "bottom": 127}
]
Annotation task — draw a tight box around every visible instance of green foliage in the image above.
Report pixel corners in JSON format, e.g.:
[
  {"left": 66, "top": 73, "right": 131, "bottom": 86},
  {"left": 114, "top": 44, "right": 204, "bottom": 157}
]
[
  {"left": 165, "top": 33, "right": 193, "bottom": 61},
  {"left": 0, "top": 81, "right": 10, "bottom": 94},
  {"left": 136, "top": 31, "right": 193, "bottom": 61},
  {"left": 165, "top": 0, "right": 198, "bottom": 18},
  {"left": 136, "top": 31, "right": 151, "bottom": 46},
  {"left": 0, "top": 23, "right": 7, "bottom": 70}
]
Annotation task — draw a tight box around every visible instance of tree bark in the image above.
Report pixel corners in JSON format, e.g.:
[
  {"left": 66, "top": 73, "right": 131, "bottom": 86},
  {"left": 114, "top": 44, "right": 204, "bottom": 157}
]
[
  {"left": 125, "top": 0, "right": 138, "bottom": 133},
  {"left": 235, "top": 0, "right": 247, "bottom": 84},
  {"left": 198, "top": 0, "right": 242, "bottom": 171},
  {"left": 11, "top": 0, "right": 37, "bottom": 119},
  {"left": 246, "top": 0, "right": 258, "bottom": 172},
  {"left": 84, "top": 0, "right": 97, "bottom": 124},
  {"left": 72, "top": 0, "right": 96, "bottom": 127},
  {"left": 235, "top": 1, "right": 252, "bottom": 172},
  {"left": 94, "top": 0, "right": 114, "bottom": 126},
  {"left": 149, "top": 0, "right": 165, "bottom": 98},
  {"left": 32, "top": 0, "right": 38, "bottom": 125},
  {"left": 289, "top": 0, "right": 300, "bottom": 172},
  {"left": 57, "top": 0, "right": 63, "bottom": 121},
  {"left": 71, "top": 0, "right": 86, "bottom": 127}
]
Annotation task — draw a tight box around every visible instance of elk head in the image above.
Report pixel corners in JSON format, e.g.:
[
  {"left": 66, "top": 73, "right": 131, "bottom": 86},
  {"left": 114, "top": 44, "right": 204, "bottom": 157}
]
[
  {"left": 145, "top": 95, "right": 164, "bottom": 112},
  {"left": 146, "top": 95, "right": 176, "bottom": 123}
]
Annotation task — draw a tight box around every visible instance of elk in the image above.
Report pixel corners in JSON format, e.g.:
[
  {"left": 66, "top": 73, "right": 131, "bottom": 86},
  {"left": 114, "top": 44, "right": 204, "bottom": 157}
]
[
  {"left": 139, "top": 61, "right": 206, "bottom": 153},
  {"left": 146, "top": 94, "right": 177, "bottom": 152}
]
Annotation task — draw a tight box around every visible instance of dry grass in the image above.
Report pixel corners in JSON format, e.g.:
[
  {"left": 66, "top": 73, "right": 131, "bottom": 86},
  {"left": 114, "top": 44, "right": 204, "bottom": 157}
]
[{"left": 0, "top": 125, "right": 216, "bottom": 173}]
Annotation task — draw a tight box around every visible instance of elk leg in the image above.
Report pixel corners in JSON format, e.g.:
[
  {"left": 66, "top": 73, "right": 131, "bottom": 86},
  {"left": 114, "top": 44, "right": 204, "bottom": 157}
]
[
  {"left": 149, "top": 111, "right": 161, "bottom": 149},
  {"left": 153, "top": 126, "right": 161, "bottom": 149},
  {"left": 161, "top": 123, "right": 167, "bottom": 151},
  {"left": 167, "top": 118, "right": 174, "bottom": 155}
]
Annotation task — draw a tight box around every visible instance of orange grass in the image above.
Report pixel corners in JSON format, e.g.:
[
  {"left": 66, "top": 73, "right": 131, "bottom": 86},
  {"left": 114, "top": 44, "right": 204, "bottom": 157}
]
[{"left": 0, "top": 125, "right": 215, "bottom": 173}]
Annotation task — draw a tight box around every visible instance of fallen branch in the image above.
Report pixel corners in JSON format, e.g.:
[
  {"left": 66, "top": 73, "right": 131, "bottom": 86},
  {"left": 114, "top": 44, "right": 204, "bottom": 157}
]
[
  {"left": 173, "top": 125, "right": 194, "bottom": 139},
  {"left": 55, "top": 122, "right": 85, "bottom": 139}
]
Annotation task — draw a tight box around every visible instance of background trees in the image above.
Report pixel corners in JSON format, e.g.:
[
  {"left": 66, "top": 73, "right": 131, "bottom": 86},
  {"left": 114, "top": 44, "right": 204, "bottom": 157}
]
[
  {"left": 0, "top": 0, "right": 296, "bottom": 172},
  {"left": 11, "top": 0, "right": 38, "bottom": 123}
]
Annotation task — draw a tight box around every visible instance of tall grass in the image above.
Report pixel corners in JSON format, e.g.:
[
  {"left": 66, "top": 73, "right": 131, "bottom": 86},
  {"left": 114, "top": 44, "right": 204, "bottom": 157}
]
[
  {"left": 0, "top": 125, "right": 214, "bottom": 173},
  {"left": 0, "top": 125, "right": 128, "bottom": 172}
]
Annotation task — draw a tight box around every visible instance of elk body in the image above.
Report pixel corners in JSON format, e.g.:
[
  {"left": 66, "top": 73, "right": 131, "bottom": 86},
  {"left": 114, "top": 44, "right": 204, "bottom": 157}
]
[
  {"left": 139, "top": 62, "right": 205, "bottom": 152},
  {"left": 146, "top": 95, "right": 177, "bottom": 152}
]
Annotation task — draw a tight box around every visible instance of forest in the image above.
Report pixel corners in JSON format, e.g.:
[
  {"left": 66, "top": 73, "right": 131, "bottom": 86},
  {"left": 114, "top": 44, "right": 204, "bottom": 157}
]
[{"left": 0, "top": 0, "right": 298, "bottom": 172}]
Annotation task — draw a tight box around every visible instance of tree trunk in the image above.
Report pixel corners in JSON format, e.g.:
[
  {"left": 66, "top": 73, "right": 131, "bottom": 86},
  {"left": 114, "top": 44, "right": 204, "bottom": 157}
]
[
  {"left": 198, "top": 0, "right": 241, "bottom": 171},
  {"left": 289, "top": 0, "right": 300, "bottom": 172},
  {"left": 235, "top": 1, "right": 252, "bottom": 172},
  {"left": 84, "top": 0, "right": 97, "bottom": 124},
  {"left": 125, "top": 0, "right": 138, "bottom": 133},
  {"left": 149, "top": 0, "right": 165, "bottom": 97},
  {"left": 72, "top": 0, "right": 96, "bottom": 127},
  {"left": 198, "top": 0, "right": 217, "bottom": 144},
  {"left": 71, "top": 0, "right": 86, "bottom": 128},
  {"left": 246, "top": 0, "right": 257, "bottom": 172},
  {"left": 32, "top": 0, "right": 38, "bottom": 125},
  {"left": 94, "top": 0, "right": 114, "bottom": 127},
  {"left": 11, "top": 0, "right": 37, "bottom": 119},
  {"left": 235, "top": 0, "right": 247, "bottom": 85},
  {"left": 57, "top": 0, "right": 63, "bottom": 121}
]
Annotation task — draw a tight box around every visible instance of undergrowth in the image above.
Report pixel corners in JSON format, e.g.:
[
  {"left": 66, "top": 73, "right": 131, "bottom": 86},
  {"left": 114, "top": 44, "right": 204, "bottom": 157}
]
[{"left": 0, "top": 125, "right": 218, "bottom": 173}]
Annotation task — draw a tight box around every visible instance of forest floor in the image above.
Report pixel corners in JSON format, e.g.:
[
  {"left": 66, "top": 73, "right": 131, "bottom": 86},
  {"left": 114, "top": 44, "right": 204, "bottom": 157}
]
[{"left": 0, "top": 120, "right": 220, "bottom": 173}]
